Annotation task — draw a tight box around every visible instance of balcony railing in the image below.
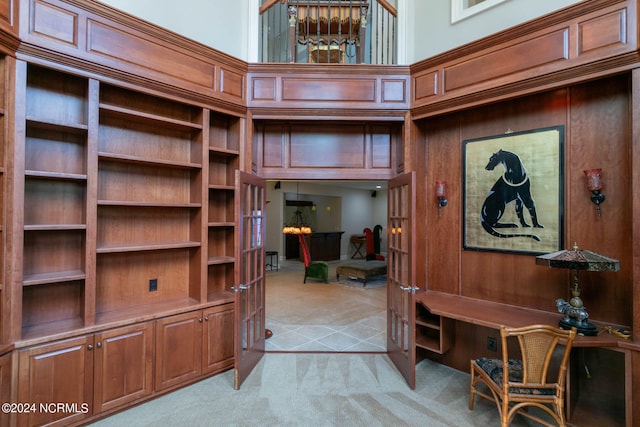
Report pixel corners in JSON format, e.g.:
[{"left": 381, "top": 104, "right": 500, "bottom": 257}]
[{"left": 260, "top": 0, "right": 397, "bottom": 64}]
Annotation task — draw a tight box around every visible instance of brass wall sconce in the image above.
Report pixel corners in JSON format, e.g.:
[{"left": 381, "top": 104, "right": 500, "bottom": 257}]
[
  {"left": 435, "top": 181, "right": 447, "bottom": 214},
  {"left": 584, "top": 168, "right": 605, "bottom": 217}
]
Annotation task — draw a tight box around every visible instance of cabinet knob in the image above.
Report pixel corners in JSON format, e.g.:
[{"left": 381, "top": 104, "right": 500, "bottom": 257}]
[
  {"left": 96, "top": 342, "right": 102, "bottom": 348},
  {"left": 204, "top": 316, "right": 209, "bottom": 321},
  {"left": 87, "top": 344, "right": 93, "bottom": 350},
  {"left": 199, "top": 318, "right": 203, "bottom": 323}
]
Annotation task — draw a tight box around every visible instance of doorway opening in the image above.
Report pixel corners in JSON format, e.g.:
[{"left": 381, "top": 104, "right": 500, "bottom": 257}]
[{"left": 263, "top": 180, "right": 388, "bottom": 352}]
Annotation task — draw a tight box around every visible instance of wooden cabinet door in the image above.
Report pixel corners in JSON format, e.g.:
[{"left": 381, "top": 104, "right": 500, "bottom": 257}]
[
  {"left": 155, "top": 311, "right": 203, "bottom": 391},
  {"left": 203, "top": 304, "right": 234, "bottom": 374},
  {"left": 0, "top": 352, "right": 11, "bottom": 427},
  {"left": 17, "top": 336, "right": 93, "bottom": 427},
  {"left": 93, "top": 322, "right": 154, "bottom": 413}
]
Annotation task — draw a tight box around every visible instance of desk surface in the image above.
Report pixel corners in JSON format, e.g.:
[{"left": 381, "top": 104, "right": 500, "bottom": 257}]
[{"left": 417, "top": 291, "right": 625, "bottom": 348}]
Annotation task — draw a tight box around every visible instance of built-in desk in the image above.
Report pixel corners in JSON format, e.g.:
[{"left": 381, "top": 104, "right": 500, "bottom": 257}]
[
  {"left": 416, "top": 291, "right": 630, "bottom": 426},
  {"left": 417, "top": 291, "right": 621, "bottom": 347}
]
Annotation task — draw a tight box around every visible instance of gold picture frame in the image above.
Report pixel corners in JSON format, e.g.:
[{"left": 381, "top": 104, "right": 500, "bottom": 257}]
[{"left": 463, "top": 126, "right": 564, "bottom": 254}]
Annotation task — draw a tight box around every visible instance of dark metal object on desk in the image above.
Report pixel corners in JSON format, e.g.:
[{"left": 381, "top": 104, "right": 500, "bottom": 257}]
[{"left": 536, "top": 243, "right": 620, "bottom": 336}]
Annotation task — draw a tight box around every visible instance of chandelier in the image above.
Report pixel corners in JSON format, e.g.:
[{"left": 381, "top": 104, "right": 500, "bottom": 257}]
[
  {"left": 282, "top": 208, "right": 312, "bottom": 235},
  {"left": 282, "top": 182, "right": 312, "bottom": 235}
]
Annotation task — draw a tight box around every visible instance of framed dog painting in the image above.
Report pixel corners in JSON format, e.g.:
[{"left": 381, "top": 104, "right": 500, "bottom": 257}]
[{"left": 463, "top": 126, "right": 564, "bottom": 254}]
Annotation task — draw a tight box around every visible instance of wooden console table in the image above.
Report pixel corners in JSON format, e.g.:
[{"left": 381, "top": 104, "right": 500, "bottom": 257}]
[{"left": 416, "top": 291, "right": 630, "bottom": 426}]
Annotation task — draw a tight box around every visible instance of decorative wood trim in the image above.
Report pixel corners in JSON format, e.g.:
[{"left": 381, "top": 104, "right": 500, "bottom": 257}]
[
  {"left": 248, "top": 64, "right": 410, "bottom": 115},
  {"left": 411, "top": 0, "right": 638, "bottom": 119},
  {"left": 14, "top": 0, "right": 247, "bottom": 116}
]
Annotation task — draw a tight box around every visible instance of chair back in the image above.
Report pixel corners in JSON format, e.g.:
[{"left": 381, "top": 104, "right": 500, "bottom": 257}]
[
  {"left": 373, "top": 225, "right": 383, "bottom": 254},
  {"left": 298, "top": 234, "right": 311, "bottom": 268},
  {"left": 500, "top": 324, "right": 576, "bottom": 394},
  {"left": 363, "top": 227, "right": 374, "bottom": 254}
]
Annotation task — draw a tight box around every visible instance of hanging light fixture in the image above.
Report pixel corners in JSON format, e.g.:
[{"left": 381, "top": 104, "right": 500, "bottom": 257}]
[{"left": 282, "top": 182, "right": 312, "bottom": 235}]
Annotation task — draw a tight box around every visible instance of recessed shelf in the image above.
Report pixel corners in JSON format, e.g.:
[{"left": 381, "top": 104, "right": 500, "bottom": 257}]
[
  {"left": 23, "top": 270, "right": 86, "bottom": 286},
  {"left": 25, "top": 170, "right": 88, "bottom": 181},
  {"left": 98, "top": 152, "right": 202, "bottom": 169},
  {"left": 21, "top": 317, "right": 85, "bottom": 342},
  {"left": 99, "top": 104, "right": 203, "bottom": 131},
  {"left": 26, "top": 117, "right": 88, "bottom": 133},
  {"left": 24, "top": 224, "right": 87, "bottom": 231},
  {"left": 208, "top": 222, "right": 235, "bottom": 227},
  {"left": 97, "top": 241, "right": 201, "bottom": 253},
  {"left": 209, "top": 147, "right": 239, "bottom": 156},
  {"left": 95, "top": 297, "right": 201, "bottom": 326},
  {"left": 98, "top": 200, "right": 201, "bottom": 208},
  {"left": 209, "top": 185, "right": 235, "bottom": 191},
  {"left": 207, "top": 256, "right": 235, "bottom": 265},
  {"left": 207, "top": 291, "right": 234, "bottom": 305}
]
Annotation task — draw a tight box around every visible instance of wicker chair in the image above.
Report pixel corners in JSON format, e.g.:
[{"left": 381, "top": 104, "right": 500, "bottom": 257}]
[
  {"left": 469, "top": 324, "right": 577, "bottom": 427},
  {"left": 298, "top": 234, "right": 328, "bottom": 283}
]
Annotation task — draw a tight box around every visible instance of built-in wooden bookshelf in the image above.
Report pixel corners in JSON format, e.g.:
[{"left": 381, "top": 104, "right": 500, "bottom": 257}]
[
  {"left": 21, "top": 65, "right": 89, "bottom": 339},
  {"left": 14, "top": 63, "right": 241, "bottom": 343},
  {"left": 95, "top": 83, "right": 205, "bottom": 323},
  {"left": 207, "top": 113, "right": 240, "bottom": 303}
]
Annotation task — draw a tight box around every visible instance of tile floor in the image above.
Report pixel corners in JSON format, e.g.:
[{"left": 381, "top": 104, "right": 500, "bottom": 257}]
[{"left": 265, "top": 310, "right": 386, "bottom": 352}]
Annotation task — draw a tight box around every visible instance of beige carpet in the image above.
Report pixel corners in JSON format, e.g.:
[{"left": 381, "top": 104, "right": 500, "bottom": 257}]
[
  {"left": 266, "top": 259, "right": 386, "bottom": 326},
  {"left": 90, "top": 353, "right": 543, "bottom": 426}
]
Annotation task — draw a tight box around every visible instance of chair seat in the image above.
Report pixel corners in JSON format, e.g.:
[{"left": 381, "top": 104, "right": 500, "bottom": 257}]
[{"left": 475, "top": 358, "right": 556, "bottom": 396}]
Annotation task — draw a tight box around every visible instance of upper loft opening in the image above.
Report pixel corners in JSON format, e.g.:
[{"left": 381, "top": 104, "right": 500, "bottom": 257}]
[{"left": 259, "top": 0, "right": 398, "bottom": 64}]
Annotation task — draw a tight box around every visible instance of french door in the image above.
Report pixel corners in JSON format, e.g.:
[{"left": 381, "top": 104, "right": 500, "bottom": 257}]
[
  {"left": 386, "top": 172, "right": 417, "bottom": 388},
  {"left": 233, "top": 171, "right": 266, "bottom": 389}
]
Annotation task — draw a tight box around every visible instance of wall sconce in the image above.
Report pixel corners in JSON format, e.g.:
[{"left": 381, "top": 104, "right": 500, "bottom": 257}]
[
  {"left": 583, "top": 169, "right": 605, "bottom": 217},
  {"left": 435, "top": 181, "right": 447, "bottom": 214}
]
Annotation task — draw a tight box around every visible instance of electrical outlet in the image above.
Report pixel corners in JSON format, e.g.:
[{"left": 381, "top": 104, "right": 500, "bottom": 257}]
[
  {"left": 487, "top": 336, "right": 497, "bottom": 352},
  {"left": 149, "top": 278, "right": 158, "bottom": 292}
]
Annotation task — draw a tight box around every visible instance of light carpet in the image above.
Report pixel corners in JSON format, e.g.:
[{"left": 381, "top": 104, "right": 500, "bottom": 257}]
[
  {"left": 266, "top": 260, "right": 385, "bottom": 326},
  {"left": 89, "top": 353, "right": 540, "bottom": 427}
]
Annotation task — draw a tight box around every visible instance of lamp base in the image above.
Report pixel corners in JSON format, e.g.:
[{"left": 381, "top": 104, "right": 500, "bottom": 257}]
[{"left": 559, "top": 316, "right": 598, "bottom": 336}]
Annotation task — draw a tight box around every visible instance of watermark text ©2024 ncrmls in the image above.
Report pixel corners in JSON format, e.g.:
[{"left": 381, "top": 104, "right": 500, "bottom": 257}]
[{"left": 2, "top": 402, "right": 90, "bottom": 414}]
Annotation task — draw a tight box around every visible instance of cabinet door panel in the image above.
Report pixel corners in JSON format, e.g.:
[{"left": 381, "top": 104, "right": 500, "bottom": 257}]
[
  {"left": 155, "top": 311, "right": 202, "bottom": 391},
  {"left": 93, "top": 322, "right": 154, "bottom": 413},
  {"left": 0, "top": 353, "right": 11, "bottom": 427},
  {"left": 17, "top": 336, "right": 93, "bottom": 427},
  {"left": 203, "top": 304, "right": 234, "bottom": 374}
]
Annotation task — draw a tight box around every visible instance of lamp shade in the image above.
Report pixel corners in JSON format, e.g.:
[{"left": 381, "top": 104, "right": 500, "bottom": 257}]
[{"left": 535, "top": 247, "right": 620, "bottom": 272}]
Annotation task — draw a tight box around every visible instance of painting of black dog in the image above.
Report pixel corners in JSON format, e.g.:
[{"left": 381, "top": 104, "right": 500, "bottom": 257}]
[{"left": 480, "top": 149, "right": 543, "bottom": 241}]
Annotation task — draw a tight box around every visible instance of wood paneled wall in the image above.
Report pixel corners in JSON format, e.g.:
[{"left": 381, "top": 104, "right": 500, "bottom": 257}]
[
  {"left": 419, "top": 75, "right": 632, "bottom": 372},
  {"left": 13, "top": 0, "right": 246, "bottom": 114},
  {"left": 254, "top": 121, "right": 402, "bottom": 180},
  {"left": 411, "top": 0, "right": 637, "bottom": 119},
  {"left": 247, "top": 64, "right": 410, "bottom": 121}
]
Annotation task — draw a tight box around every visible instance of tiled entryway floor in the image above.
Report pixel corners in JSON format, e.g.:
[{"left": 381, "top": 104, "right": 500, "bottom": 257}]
[{"left": 265, "top": 310, "right": 386, "bottom": 352}]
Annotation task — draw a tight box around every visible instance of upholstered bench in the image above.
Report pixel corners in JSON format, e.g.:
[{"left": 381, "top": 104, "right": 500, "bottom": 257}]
[{"left": 336, "top": 260, "right": 387, "bottom": 287}]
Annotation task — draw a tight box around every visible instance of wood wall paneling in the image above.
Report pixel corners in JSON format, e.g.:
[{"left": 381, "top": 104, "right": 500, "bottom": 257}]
[
  {"left": 251, "top": 77, "right": 276, "bottom": 101},
  {"left": 289, "top": 124, "right": 366, "bottom": 168},
  {"left": 247, "top": 66, "right": 410, "bottom": 115},
  {"left": 381, "top": 78, "right": 407, "bottom": 103},
  {"left": 87, "top": 21, "right": 214, "bottom": 89},
  {"left": 283, "top": 78, "right": 375, "bottom": 102},
  {"left": 256, "top": 121, "right": 398, "bottom": 180},
  {"left": 219, "top": 67, "right": 244, "bottom": 100},
  {"left": 567, "top": 74, "right": 631, "bottom": 326},
  {"left": 444, "top": 29, "right": 569, "bottom": 93},
  {"left": 422, "top": 74, "right": 631, "bottom": 328},
  {"left": 18, "top": 0, "right": 246, "bottom": 113},
  {"left": 31, "top": 0, "right": 77, "bottom": 47},
  {"left": 411, "top": 0, "right": 637, "bottom": 118}
]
